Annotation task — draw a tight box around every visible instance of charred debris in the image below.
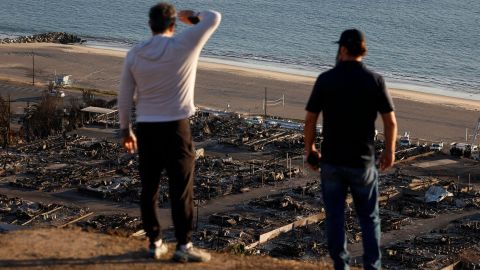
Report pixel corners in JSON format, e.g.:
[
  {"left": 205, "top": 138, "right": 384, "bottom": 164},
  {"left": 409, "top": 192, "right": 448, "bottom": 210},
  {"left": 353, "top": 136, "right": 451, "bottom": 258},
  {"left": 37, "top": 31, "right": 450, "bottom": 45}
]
[
  {"left": 0, "top": 108, "right": 479, "bottom": 269},
  {"left": 190, "top": 175, "right": 479, "bottom": 269}
]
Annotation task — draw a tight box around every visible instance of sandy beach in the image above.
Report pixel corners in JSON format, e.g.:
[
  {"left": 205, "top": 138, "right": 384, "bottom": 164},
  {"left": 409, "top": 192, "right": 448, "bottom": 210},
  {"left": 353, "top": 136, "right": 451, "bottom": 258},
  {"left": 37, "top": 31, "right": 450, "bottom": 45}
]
[{"left": 0, "top": 43, "right": 478, "bottom": 143}]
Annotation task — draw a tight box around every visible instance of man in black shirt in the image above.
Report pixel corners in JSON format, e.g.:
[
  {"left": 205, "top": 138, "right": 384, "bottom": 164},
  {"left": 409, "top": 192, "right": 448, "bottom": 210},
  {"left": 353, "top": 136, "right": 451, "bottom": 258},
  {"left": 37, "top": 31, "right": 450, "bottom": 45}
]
[{"left": 304, "top": 29, "right": 397, "bottom": 270}]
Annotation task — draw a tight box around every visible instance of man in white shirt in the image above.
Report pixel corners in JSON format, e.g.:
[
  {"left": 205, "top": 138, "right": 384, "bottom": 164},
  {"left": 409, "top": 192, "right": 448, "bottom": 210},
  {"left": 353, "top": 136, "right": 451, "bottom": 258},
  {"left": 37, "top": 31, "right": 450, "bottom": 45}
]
[{"left": 118, "top": 2, "right": 221, "bottom": 262}]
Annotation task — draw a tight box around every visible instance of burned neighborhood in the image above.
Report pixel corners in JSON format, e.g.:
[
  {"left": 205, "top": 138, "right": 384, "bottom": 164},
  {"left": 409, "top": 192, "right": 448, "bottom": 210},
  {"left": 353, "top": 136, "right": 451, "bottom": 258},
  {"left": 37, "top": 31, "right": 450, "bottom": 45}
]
[{"left": 0, "top": 81, "right": 479, "bottom": 269}]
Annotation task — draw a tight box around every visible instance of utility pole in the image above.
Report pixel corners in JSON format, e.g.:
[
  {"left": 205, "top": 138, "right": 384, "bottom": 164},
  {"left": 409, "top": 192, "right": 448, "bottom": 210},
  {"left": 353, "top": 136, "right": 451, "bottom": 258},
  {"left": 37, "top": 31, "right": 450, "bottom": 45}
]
[
  {"left": 6, "top": 94, "right": 10, "bottom": 147},
  {"left": 32, "top": 52, "right": 35, "bottom": 85},
  {"left": 264, "top": 87, "right": 267, "bottom": 118}
]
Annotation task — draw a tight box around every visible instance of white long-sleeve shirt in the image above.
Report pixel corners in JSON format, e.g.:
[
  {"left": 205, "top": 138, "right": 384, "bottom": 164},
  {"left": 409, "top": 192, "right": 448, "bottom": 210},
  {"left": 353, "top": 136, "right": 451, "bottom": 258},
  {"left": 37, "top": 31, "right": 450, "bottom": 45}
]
[{"left": 118, "top": 10, "right": 221, "bottom": 129}]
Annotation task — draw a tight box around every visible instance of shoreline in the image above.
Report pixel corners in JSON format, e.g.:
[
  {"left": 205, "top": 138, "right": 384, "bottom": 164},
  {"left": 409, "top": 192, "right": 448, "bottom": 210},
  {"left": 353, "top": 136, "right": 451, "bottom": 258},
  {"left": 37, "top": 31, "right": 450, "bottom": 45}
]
[
  {"left": 83, "top": 42, "right": 480, "bottom": 103},
  {"left": 196, "top": 60, "right": 480, "bottom": 112},
  {"left": 0, "top": 43, "right": 478, "bottom": 112}
]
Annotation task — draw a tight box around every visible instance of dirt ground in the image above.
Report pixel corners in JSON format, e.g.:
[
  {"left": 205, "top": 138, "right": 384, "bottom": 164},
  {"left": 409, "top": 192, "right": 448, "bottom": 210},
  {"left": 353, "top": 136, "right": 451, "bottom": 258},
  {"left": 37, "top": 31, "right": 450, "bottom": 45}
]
[{"left": 0, "top": 227, "right": 340, "bottom": 270}]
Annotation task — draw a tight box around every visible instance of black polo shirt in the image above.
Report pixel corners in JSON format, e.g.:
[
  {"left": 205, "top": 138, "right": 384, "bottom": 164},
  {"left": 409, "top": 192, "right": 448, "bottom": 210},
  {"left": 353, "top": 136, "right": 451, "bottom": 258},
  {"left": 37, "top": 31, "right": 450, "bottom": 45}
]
[{"left": 306, "top": 61, "right": 394, "bottom": 168}]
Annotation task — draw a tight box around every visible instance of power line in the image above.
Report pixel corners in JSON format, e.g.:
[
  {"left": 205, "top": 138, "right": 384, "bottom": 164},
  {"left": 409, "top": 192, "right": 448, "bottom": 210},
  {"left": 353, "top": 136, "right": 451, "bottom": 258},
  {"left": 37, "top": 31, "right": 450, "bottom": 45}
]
[{"left": 262, "top": 89, "right": 285, "bottom": 116}]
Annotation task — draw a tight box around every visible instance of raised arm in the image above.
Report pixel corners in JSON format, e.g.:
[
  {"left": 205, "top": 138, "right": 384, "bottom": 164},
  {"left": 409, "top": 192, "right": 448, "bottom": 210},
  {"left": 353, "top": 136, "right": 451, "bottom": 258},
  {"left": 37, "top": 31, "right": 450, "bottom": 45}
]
[{"left": 175, "top": 10, "right": 221, "bottom": 50}]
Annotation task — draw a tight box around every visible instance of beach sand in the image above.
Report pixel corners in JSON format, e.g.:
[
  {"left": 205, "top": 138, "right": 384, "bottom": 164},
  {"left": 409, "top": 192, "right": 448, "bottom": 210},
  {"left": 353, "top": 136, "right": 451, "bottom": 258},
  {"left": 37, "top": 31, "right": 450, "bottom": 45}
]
[{"left": 0, "top": 43, "right": 479, "bottom": 143}]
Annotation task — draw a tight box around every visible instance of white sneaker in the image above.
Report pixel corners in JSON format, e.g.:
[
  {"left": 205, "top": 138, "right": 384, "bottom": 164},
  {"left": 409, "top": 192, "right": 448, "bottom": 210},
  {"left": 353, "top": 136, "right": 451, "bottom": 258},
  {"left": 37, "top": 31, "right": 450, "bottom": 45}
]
[
  {"left": 148, "top": 239, "right": 168, "bottom": 260},
  {"left": 173, "top": 242, "right": 211, "bottom": 262}
]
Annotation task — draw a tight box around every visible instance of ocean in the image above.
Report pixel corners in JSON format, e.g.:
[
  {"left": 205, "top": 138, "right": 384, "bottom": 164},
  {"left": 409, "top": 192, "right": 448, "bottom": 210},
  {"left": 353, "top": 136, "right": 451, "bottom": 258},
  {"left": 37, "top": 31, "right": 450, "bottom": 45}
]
[{"left": 0, "top": 0, "right": 479, "bottom": 100}]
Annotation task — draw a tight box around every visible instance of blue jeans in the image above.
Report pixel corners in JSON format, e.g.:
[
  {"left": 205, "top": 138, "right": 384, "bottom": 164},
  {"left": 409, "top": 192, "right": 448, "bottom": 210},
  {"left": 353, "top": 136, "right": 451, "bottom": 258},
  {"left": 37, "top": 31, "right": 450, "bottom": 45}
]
[{"left": 320, "top": 163, "right": 381, "bottom": 270}]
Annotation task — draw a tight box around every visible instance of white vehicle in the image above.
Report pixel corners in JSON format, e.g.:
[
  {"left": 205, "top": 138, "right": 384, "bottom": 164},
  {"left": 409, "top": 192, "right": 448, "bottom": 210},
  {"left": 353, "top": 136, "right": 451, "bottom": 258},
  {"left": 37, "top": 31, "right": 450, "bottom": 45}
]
[
  {"left": 399, "top": 132, "right": 411, "bottom": 147},
  {"left": 54, "top": 74, "right": 72, "bottom": 87},
  {"left": 245, "top": 116, "right": 263, "bottom": 125},
  {"left": 430, "top": 142, "right": 444, "bottom": 151}
]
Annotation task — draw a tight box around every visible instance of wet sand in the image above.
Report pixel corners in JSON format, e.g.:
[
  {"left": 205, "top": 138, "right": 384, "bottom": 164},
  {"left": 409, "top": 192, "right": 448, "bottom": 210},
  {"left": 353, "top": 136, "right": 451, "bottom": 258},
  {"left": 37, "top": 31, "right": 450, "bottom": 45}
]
[{"left": 0, "top": 43, "right": 478, "bottom": 143}]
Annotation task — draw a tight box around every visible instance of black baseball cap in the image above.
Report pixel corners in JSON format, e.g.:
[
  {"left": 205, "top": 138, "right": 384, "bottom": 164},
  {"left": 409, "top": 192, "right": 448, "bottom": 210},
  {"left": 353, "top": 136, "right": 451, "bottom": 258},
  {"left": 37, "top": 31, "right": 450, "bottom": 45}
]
[{"left": 336, "top": 29, "right": 365, "bottom": 46}]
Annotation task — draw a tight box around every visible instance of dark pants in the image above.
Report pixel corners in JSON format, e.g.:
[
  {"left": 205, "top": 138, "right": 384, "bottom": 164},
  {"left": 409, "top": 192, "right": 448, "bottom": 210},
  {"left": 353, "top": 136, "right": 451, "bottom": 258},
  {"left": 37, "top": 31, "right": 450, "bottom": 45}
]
[
  {"left": 136, "top": 119, "right": 195, "bottom": 245},
  {"left": 320, "top": 163, "right": 381, "bottom": 270}
]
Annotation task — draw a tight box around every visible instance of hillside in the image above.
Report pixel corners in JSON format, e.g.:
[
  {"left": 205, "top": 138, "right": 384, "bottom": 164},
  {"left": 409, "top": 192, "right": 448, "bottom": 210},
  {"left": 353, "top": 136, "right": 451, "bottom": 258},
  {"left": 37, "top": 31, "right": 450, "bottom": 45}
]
[{"left": 0, "top": 227, "right": 338, "bottom": 270}]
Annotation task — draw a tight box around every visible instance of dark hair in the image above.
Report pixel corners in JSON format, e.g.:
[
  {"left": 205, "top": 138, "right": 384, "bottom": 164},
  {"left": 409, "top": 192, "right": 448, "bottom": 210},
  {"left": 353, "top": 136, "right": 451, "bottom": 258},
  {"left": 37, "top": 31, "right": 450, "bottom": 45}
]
[
  {"left": 344, "top": 41, "right": 367, "bottom": 57},
  {"left": 149, "top": 3, "right": 176, "bottom": 34},
  {"left": 337, "top": 29, "right": 368, "bottom": 57}
]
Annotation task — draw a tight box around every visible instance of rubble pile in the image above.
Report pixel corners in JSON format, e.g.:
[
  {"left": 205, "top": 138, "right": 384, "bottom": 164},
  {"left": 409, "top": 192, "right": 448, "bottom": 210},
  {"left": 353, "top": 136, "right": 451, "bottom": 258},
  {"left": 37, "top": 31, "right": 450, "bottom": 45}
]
[
  {"left": 375, "top": 141, "right": 431, "bottom": 162},
  {"left": 380, "top": 209, "right": 412, "bottom": 231},
  {"left": 75, "top": 139, "right": 125, "bottom": 160},
  {"left": 256, "top": 208, "right": 415, "bottom": 260},
  {"left": 195, "top": 156, "right": 300, "bottom": 202},
  {"left": 196, "top": 214, "right": 261, "bottom": 250},
  {"left": 346, "top": 175, "right": 480, "bottom": 244},
  {"left": 77, "top": 214, "right": 142, "bottom": 236},
  {"left": 190, "top": 112, "right": 307, "bottom": 153},
  {"left": 78, "top": 153, "right": 301, "bottom": 205},
  {"left": 0, "top": 194, "right": 144, "bottom": 237},
  {"left": 249, "top": 194, "right": 317, "bottom": 213},
  {"left": 395, "top": 145, "right": 431, "bottom": 161},
  {"left": 9, "top": 157, "right": 121, "bottom": 192},
  {"left": 383, "top": 179, "right": 480, "bottom": 219},
  {"left": 243, "top": 175, "right": 480, "bottom": 261},
  {"left": 3, "top": 126, "right": 304, "bottom": 204},
  {"left": 0, "top": 32, "right": 84, "bottom": 44},
  {"left": 227, "top": 184, "right": 342, "bottom": 258},
  {"left": 292, "top": 181, "right": 321, "bottom": 197},
  {"left": 6, "top": 135, "right": 136, "bottom": 192},
  {"left": 0, "top": 152, "right": 28, "bottom": 176},
  {"left": 191, "top": 112, "right": 244, "bottom": 141},
  {"left": 382, "top": 214, "right": 480, "bottom": 269},
  {"left": 257, "top": 223, "right": 329, "bottom": 259},
  {"left": 14, "top": 135, "right": 125, "bottom": 161},
  {"left": 193, "top": 190, "right": 322, "bottom": 251},
  {"left": 0, "top": 194, "right": 87, "bottom": 228},
  {"left": 78, "top": 176, "right": 144, "bottom": 203}
]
